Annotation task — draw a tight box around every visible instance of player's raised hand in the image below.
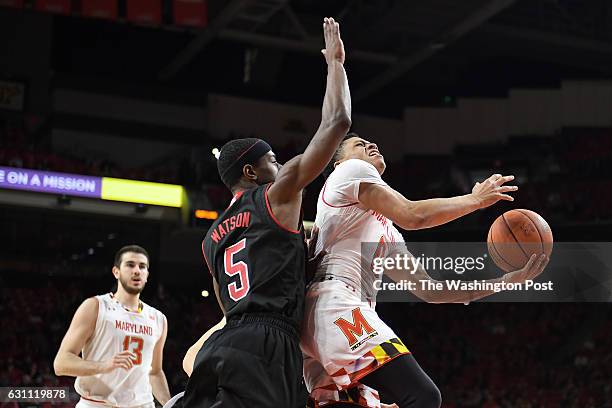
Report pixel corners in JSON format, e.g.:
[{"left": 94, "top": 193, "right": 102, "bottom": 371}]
[
  {"left": 503, "top": 253, "right": 549, "bottom": 284},
  {"left": 471, "top": 173, "right": 518, "bottom": 209},
  {"left": 321, "top": 17, "right": 345, "bottom": 65},
  {"left": 100, "top": 350, "right": 136, "bottom": 373}
]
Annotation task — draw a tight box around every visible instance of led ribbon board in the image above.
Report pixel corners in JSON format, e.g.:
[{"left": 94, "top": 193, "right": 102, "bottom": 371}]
[
  {"left": 0, "top": 166, "right": 184, "bottom": 208},
  {"left": 101, "top": 177, "right": 183, "bottom": 207}
]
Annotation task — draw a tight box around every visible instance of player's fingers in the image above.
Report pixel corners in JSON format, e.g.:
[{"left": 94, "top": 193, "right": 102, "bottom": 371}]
[
  {"left": 528, "top": 254, "right": 547, "bottom": 279},
  {"left": 497, "top": 193, "right": 515, "bottom": 201},
  {"left": 115, "top": 355, "right": 131, "bottom": 365},
  {"left": 114, "top": 359, "right": 130, "bottom": 370},
  {"left": 523, "top": 254, "right": 538, "bottom": 273},
  {"left": 495, "top": 175, "right": 515, "bottom": 186},
  {"left": 537, "top": 254, "right": 549, "bottom": 273},
  {"left": 489, "top": 173, "right": 502, "bottom": 182},
  {"left": 498, "top": 185, "right": 518, "bottom": 193},
  {"left": 116, "top": 350, "right": 133, "bottom": 358}
]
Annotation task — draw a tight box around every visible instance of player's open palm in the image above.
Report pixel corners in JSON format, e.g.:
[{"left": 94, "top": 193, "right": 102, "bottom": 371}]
[
  {"left": 101, "top": 350, "right": 136, "bottom": 373},
  {"left": 471, "top": 173, "right": 518, "bottom": 208},
  {"left": 504, "top": 253, "right": 549, "bottom": 284},
  {"left": 321, "top": 17, "right": 345, "bottom": 65}
]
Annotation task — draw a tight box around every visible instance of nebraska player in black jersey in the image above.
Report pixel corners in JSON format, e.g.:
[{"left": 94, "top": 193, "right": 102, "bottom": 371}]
[{"left": 173, "top": 17, "right": 351, "bottom": 408}]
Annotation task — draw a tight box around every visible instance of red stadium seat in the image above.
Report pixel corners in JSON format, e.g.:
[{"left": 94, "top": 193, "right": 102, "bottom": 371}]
[
  {"left": 81, "top": 0, "right": 117, "bottom": 20},
  {"left": 173, "top": 0, "right": 207, "bottom": 28},
  {"left": 126, "top": 0, "right": 162, "bottom": 25},
  {"left": 0, "top": 0, "right": 24, "bottom": 8},
  {"left": 35, "top": 0, "right": 71, "bottom": 14}
]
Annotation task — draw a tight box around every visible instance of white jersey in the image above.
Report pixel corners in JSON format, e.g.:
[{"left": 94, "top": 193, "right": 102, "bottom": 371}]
[
  {"left": 75, "top": 293, "right": 165, "bottom": 407},
  {"left": 313, "top": 159, "right": 406, "bottom": 300},
  {"left": 302, "top": 160, "right": 412, "bottom": 406}
]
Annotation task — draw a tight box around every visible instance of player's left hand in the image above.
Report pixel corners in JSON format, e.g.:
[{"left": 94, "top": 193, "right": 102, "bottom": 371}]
[
  {"left": 471, "top": 173, "right": 518, "bottom": 209},
  {"left": 321, "top": 17, "right": 345, "bottom": 65}
]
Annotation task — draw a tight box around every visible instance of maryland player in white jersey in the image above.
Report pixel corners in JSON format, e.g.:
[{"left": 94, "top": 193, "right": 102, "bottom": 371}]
[
  {"left": 301, "top": 134, "right": 549, "bottom": 408},
  {"left": 54, "top": 245, "right": 171, "bottom": 408}
]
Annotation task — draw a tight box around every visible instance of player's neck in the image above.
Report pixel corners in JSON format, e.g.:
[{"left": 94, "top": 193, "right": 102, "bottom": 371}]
[{"left": 113, "top": 289, "right": 141, "bottom": 312}]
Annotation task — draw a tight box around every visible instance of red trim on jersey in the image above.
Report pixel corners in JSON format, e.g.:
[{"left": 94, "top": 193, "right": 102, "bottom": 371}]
[
  {"left": 264, "top": 183, "right": 300, "bottom": 234},
  {"left": 228, "top": 191, "right": 244, "bottom": 208},
  {"left": 202, "top": 241, "right": 214, "bottom": 277},
  {"left": 321, "top": 180, "right": 358, "bottom": 208}
]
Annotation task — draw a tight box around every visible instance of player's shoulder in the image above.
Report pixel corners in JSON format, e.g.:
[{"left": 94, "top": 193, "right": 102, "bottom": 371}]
[
  {"left": 332, "top": 159, "right": 380, "bottom": 179},
  {"left": 72, "top": 296, "right": 101, "bottom": 321}
]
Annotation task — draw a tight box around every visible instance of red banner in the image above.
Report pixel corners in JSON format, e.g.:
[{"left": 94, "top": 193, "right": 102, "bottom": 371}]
[
  {"left": 81, "top": 0, "right": 117, "bottom": 19},
  {"left": 126, "top": 0, "right": 162, "bottom": 25},
  {"left": 36, "top": 0, "right": 71, "bottom": 14},
  {"left": 0, "top": 0, "right": 24, "bottom": 8},
  {"left": 173, "top": 0, "right": 207, "bottom": 28}
]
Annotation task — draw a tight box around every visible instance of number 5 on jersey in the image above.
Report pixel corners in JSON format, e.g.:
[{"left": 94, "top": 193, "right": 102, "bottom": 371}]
[{"left": 224, "top": 238, "right": 250, "bottom": 301}]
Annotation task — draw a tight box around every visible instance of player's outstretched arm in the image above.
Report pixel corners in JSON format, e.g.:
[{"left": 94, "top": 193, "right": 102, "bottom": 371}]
[
  {"left": 268, "top": 17, "right": 351, "bottom": 206},
  {"left": 150, "top": 315, "right": 171, "bottom": 405},
  {"left": 359, "top": 174, "right": 517, "bottom": 230},
  {"left": 386, "top": 251, "right": 548, "bottom": 303},
  {"left": 54, "top": 298, "right": 136, "bottom": 377},
  {"left": 182, "top": 317, "right": 226, "bottom": 376}
]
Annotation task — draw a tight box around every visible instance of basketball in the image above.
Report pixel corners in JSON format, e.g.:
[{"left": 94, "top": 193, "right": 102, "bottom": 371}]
[{"left": 487, "top": 209, "right": 553, "bottom": 273}]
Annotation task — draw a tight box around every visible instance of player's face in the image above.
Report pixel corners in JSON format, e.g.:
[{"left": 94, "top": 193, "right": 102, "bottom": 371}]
[
  {"left": 338, "top": 137, "right": 386, "bottom": 174},
  {"left": 254, "top": 151, "right": 281, "bottom": 184},
  {"left": 113, "top": 252, "right": 149, "bottom": 295}
]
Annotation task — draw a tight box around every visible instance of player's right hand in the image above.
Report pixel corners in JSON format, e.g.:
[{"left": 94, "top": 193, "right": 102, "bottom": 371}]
[
  {"left": 504, "top": 253, "right": 549, "bottom": 284},
  {"left": 321, "top": 17, "right": 345, "bottom": 65},
  {"left": 471, "top": 173, "right": 517, "bottom": 209},
  {"left": 100, "top": 350, "right": 137, "bottom": 373}
]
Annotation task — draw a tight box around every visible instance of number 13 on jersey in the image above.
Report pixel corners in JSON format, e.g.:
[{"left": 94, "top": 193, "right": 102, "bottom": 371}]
[{"left": 224, "top": 238, "right": 250, "bottom": 301}]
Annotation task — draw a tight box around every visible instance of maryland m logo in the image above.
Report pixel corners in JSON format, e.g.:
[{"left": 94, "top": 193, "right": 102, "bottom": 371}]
[{"left": 334, "top": 308, "right": 377, "bottom": 349}]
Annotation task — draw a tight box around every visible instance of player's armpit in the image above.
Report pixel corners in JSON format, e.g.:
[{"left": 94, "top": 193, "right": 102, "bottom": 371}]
[{"left": 53, "top": 297, "right": 99, "bottom": 376}]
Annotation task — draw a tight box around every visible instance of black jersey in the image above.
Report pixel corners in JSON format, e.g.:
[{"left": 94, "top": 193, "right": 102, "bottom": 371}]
[{"left": 202, "top": 183, "right": 306, "bottom": 327}]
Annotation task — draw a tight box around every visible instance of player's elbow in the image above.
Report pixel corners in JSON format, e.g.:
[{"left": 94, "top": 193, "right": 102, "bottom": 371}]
[
  {"left": 399, "top": 211, "right": 427, "bottom": 230},
  {"left": 324, "top": 114, "right": 352, "bottom": 133},
  {"left": 149, "top": 367, "right": 162, "bottom": 376},
  {"left": 53, "top": 355, "right": 66, "bottom": 376}
]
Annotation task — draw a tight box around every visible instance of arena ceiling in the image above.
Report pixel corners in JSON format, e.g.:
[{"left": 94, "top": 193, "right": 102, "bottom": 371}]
[{"left": 50, "top": 0, "right": 612, "bottom": 116}]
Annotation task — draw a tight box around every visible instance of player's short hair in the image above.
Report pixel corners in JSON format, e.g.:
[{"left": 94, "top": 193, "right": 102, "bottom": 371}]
[
  {"left": 114, "top": 245, "right": 149, "bottom": 268},
  {"left": 323, "top": 133, "right": 359, "bottom": 178},
  {"left": 217, "top": 138, "right": 271, "bottom": 189}
]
